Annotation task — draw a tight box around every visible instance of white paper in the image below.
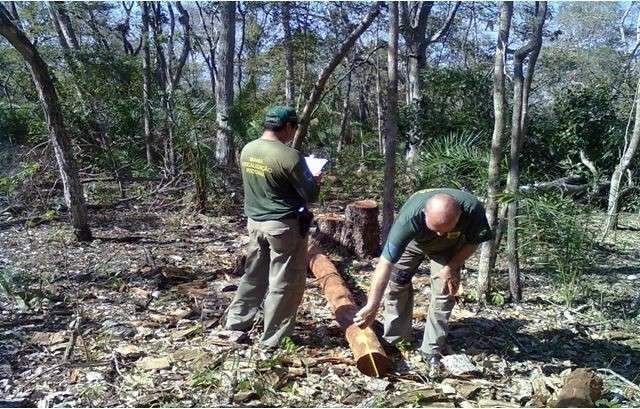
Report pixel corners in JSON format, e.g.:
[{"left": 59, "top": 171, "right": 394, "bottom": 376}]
[{"left": 304, "top": 156, "right": 328, "bottom": 176}]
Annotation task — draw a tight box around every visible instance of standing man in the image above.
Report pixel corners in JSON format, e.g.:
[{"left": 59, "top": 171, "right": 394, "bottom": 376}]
[
  {"left": 225, "top": 106, "right": 320, "bottom": 348},
  {"left": 354, "top": 189, "right": 492, "bottom": 369}
]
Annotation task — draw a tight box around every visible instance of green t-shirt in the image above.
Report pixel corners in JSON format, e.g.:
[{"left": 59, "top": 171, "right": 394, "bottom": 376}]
[
  {"left": 381, "top": 188, "right": 493, "bottom": 263},
  {"left": 240, "top": 138, "right": 319, "bottom": 221}
]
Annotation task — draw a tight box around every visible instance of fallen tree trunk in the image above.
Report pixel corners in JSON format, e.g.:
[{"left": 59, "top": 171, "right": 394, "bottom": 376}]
[
  {"left": 551, "top": 368, "right": 602, "bottom": 408},
  {"left": 307, "top": 241, "right": 389, "bottom": 377}
]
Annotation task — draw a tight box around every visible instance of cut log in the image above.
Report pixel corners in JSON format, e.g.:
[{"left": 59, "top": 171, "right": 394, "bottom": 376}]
[
  {"left": 551, "top": 368, "right": 602, "bottom": 408},
  {"left": 340, "top": 200, "right": 380, "bottom": 258},
  {"left": 315, "top": 213, "right": 345, "bottom": 249},
  {"left": 307, "top": 242, "right": 389, "bottom": 377}
]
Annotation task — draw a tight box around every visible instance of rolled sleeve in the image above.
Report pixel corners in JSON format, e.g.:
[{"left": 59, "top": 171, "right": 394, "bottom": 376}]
[{"left": 381, "top": 217, "right": 415, "bottom": 264}]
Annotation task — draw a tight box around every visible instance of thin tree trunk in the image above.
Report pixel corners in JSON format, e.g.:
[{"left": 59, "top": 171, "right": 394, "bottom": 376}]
[
  {"left": 236, "top": 2, "right": 245, "bottom": 93},
  {"left": 375, "top": 27, "right": 385, "bottom": 156},
  {"left": 151, "top": 2, "right": 191, "bottom": 176},
  {"left": 141, "top": 1, "right": 153, "bottom": 166},
  {"left": 0, "top": 5, "right": 91, "bottom": 241},
  {"left": 292, "top": 3, "right": 380, "bottom": 150},
  {"left": 215, "top": 1, "right": 236, "bottom": 166},
  {"left": 282, "top": 1, "right": 295, "bottom": 105},
  {"left": 477, "top": 1, "right": 513, "bottom": 304},
  {"left": 505, "top": 2, "right": 547, "bottom": 303},
  {"left": 604, "top": 78, "right": 640, "bottom": 237},
  {"left": 195, "top": 1, "right": 218, "bottom": 101},
  {"left": 48, "top": 2, "right": 125, "bottom": 197},
  {"left": 337, "top": 59, "right": 352, "bottom": 153},
  {"left": 382, "top": 1, "right": 399, "bottom": 242},
  {"left": 399, "top": 2, "right": 460, "bottom": 164}
]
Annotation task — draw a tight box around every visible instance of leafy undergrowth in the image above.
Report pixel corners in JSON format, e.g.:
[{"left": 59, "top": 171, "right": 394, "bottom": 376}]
[{"left": 0, "top": 205, "right": 639, "bottom": 407}]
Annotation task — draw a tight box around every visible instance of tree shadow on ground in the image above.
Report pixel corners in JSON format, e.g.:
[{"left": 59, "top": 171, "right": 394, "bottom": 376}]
[
  {"left": 91, "top": 211, "right": 164, "bottom": 231},
  {"left": 448, "top": 316, "right": 640, "bottom": 381}
]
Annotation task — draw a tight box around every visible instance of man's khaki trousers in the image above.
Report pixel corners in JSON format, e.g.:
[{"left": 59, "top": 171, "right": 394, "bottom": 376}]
[
  {"left": 225, "top": 218, "right": 307, "bottom": 348},
  {"left": 383, "top": 240, "right": 462, "bottom": 355}
]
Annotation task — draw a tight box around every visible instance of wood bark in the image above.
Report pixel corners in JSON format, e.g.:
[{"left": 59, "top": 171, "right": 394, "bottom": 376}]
[
  {"left": 506, "top": 2, "right": 546, "bottom": 303},
  {"left": 382, "top": 1, "right": 399, "bottom": 243},
  {"left": 603, "top": 77, "right": 640, "bottom": 237},
  {"left": 477, "top": 1, "right": 513, "bottom": 304},
  {"left": 282, "top": 1, "right": 295, "bottom": 105},
  {"left": 141, "top": 1, "right": 153, "bottom": 166},
  {"left": 307, "top": 242, "right": 390, "bottom": 377},
  {"left": 0, "top": 5, "right": 91, "bottom": 241},
  {"left": 340, "top": 200, "right": 381, "bottom": 258},
  {"left": 551, "top": 368, "right": 603, "bottom": 408},
  {"left": 315, "top": 213, "right": 345, "bottom": 250},
  {"left": 215, "top": 1, "right": 236, "bottom": 167},
  {"left": 292, "top": 3, "right": 380, "bottom": 150}
]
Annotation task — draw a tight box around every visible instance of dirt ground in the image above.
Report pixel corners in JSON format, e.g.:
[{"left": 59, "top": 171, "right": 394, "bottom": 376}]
[{"left": 1, "top": 205, "right": 639, "bottom": 407}]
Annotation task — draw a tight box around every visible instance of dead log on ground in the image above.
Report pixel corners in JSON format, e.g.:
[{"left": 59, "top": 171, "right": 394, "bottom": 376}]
[{"left": 551, "top": 368, "right": 603, "bottom": 408}]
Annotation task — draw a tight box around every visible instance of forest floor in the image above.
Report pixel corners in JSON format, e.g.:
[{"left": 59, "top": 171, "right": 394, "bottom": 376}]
[{"left": 1, "top": 200, "right": 639, "bottom": 408}]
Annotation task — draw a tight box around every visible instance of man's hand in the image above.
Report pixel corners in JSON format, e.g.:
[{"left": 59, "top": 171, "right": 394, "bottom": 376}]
[
  {"left": 353, "top": 302, "right": 380, "bottom": 328},
  {"left": 436, "top": 265, "right": 461, "bottom": 296}
]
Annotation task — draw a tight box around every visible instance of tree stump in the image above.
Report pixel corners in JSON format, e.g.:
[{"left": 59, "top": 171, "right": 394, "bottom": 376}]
[
  {"left": 314, "top": 213, "right": 345, "bottom": 249},
  {"left": 340, "top": 200, "right": 380, "bottom": 258}
]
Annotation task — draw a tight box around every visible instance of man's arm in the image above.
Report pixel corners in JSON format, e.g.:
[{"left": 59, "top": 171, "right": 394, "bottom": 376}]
[
  {"left": 290, "top": 159, "right": 320, "bottom": 203},
  {"left": 437, "top": 243, "right": 478, "bottom": 295},
  {"left": 353, "top": 256, "right": 394, "bottom": 328}
]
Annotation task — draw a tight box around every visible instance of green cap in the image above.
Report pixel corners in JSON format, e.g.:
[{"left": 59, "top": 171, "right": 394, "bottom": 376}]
[{"left": 264, "top": 106, "right": 298, "bottom": 127}]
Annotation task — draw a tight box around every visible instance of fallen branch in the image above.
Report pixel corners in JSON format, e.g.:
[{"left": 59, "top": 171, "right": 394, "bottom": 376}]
[
  {"left": 596, "top": 368, "right": 640, "bottom": 392},
  {"left": 63, "top": 314, "right": 82, "bottom": 362}
]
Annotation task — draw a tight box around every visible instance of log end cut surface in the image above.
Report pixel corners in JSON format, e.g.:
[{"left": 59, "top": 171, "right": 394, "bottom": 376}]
[{"left": 351, "top": 199, "right": 378, "bottom": 209}]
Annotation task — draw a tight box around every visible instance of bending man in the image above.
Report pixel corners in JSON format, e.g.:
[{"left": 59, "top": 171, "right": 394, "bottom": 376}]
[{"left": 354, "top": 188, "right": 492, "bottom": 368}]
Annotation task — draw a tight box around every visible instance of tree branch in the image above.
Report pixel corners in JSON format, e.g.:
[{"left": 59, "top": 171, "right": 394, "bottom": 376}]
[{"left": 427, "top": 1, "right": 461, "bottom": 44}]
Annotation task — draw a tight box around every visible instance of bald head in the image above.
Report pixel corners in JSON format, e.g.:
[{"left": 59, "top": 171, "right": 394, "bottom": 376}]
[{"left": 424, "top": 194, "right": 462, "bottom": 236}]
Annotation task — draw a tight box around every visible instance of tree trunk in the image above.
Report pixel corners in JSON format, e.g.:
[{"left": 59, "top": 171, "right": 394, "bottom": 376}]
[
  {"left": 282, "top": 1, "right": 295, "bottom": 105},
  {"left": 551, "top": 368, "right": 603, "bottom": 408},
  {"left": 141, "top": 1, "right": 153, "bottom": 166},
  {"left": 399, "top": 2, "right": 461, "bottom": 165},
  {"left": 477, "top": 1, "right": 513, "bottom": 304},
  {"left": 337, "top": 60, "right": 353, "bottom": 153},
  {"left": 340, "top": 200, "right": 381, "bottom": 258},
  {"left": 215, "top": 1, "right": 236, "bottom": 166},
  {"left": 505, "top": 2, "right": 547, "bottom": 303},
  {"left": 307, "top": 242, "right": 390, "bottom": 377},
  {"left": 150, "top": 2, "right": 191, "bottom": 177},
  {"left": 603, "top": 78, "right": 640, "bottom": 238},
  {"left": 382, "top": 1, "right": 399, "bottom": 242},
  {"left": 292, "top": 3, "right": 380, "bottom": 150},
  {"left": 375, "top": 38, "right": 385, "bottom": 155},
  {"left": 49, "top": 2, "right": 125, "bottom": 196},
  {"left": 0, "top": 5, "right": 91, "bottom": 241}
]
